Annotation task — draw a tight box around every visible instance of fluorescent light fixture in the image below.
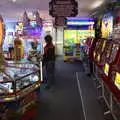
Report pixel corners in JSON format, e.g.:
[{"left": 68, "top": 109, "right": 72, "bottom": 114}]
[
  {"left": 12, "top": 0, "right": 16, "bottom": 2},
  {"left": 91, "top": 0, "right": 104, "bottom": 9}
]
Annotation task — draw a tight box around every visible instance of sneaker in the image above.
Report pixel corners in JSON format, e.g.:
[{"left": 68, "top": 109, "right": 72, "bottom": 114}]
[{"left": 86, "top": 73, "right": 91, "bottom": 77}]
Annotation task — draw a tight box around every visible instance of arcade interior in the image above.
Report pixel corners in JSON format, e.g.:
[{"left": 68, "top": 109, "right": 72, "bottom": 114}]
[{"left": 0, "top": 0, "right": 120, "bottom": 120}]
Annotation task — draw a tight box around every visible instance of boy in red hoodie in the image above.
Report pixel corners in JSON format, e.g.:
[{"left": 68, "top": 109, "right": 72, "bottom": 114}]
[{"left": 43, "top": 35, "right": 55, "bottom": 89}]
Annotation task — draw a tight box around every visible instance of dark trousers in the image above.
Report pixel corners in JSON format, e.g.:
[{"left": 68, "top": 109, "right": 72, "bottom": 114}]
[
  {"left": 45, "top": 61, "right": 55, "bottom": 87},
  {"left": 89, "top": 59, "right": 93, "bottom": 74}
]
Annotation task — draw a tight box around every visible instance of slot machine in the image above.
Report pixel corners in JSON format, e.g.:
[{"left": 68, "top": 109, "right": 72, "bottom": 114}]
[
  {"left": 84, "top": 37, "right": 94, "bottom": 56},
  {"left": 92, "top": 38, "right": 107, "bottom": 77},
  {"left": 99, "top": 41, "right": 120, "bottom": 119},
  {"left": 96, "top": 41, "right": 112, "bottom": 69},
  {"left": 103, "top": 41, "right": 120, "bottom": 78},
  {"left": 111, "top": 70, "right": 120, "bottom": 119},
  {"left": 93, "top": 38, "right": 107, "bottom": 63}
]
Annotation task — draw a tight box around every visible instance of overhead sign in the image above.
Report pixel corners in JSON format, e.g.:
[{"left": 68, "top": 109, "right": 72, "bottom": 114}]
[{"left": 49, "top": 0, "right": 78, "bottom": 17}]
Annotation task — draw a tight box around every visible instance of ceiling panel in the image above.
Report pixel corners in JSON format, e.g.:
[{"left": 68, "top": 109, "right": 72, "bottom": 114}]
[{"left": 0, "top": 0, "right": 110, "bottom": 22}]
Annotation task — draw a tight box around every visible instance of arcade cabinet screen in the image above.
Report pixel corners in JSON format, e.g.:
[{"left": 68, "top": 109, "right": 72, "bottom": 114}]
[
  {"left": 104, "top": 63, "right": 109, "bottom": 76},
  {"left": 115, "top": 72, "right": 120, "bottom": 90},
  {"left": 101, "top": 13, "right": 113, "bottom": 39},
  {"left": 109, "top": 44, "right": 119, "bottom": 63},
  {"left": 93, "top": 39, "right": 101, "bottom": 58}
]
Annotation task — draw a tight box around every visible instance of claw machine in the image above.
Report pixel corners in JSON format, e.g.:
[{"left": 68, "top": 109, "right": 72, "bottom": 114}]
[{"left": 64, "top": 17, "right": 95, "bottom": 61}]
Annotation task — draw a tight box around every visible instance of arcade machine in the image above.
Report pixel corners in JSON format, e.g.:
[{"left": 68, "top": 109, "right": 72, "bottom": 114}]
[
  {"left": 63, "top": 29, "right": 77, "bottom": 61},
  {"left": 0, "top": 15, "right": 41, "bottom": 120},
  {"left": 16, "top": 11, "right": 43, "bottom": 59},
  {"left": 95, "top": 41, "right": 112, "bottom": 68},
  {"left": 93, "top": 39, "right": 107, "bottom": 64},
  {"left": 92, "top": 11, "right": 114, "bottom": 77},
  {"left": 84, "top": 37, "right": 94, "bottom": 56},
  {"left": 16, "top": 21, "right": 43, "bottom": 59},
  {"left": 64, "top": 17, "right": 95, "bottom": 61},
  {"left": 92, "top": 41, "right": 120, "bottom": 120},
  {"left": 98, "top": 41, "right": 120, "bottom": 120}
]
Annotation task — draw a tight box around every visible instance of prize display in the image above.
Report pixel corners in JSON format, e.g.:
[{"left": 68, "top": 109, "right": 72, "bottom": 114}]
[
  {"left": 0, "top": 61, "right": 40, "bottom": 120},
  {"left": 63, "top": 17, "right": 95, "bottom": 61},
  {"left": 0, "top": 14, "right": 41, "bottom": 119},
  {"left": 16, "top": 11, "right": 43, "bottom": 59}
]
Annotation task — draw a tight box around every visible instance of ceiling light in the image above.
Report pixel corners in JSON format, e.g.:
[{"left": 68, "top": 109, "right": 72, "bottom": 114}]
[
  {"left": 12, "top": 0, "right": 16, "bottom": 2},
  {"left": 91, "top": 0, "right": 104, "bottom": 9}
]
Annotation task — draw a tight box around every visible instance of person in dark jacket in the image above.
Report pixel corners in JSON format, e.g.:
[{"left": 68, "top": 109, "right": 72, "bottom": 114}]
[{"left": 43, "top": 35, "right": 55, "bottom": 89}]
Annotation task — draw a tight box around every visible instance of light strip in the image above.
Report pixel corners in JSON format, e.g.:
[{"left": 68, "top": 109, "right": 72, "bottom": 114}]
[{"left": 67, "top": 22, "right": 94, "bottom": 25}]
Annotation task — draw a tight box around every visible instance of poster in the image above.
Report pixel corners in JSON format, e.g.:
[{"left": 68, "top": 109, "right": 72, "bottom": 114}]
[{"left": 101, "top": 13, "right": 113, "bottom": 39}]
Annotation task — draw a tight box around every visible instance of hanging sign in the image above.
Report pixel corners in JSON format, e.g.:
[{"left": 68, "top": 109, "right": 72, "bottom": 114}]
[{"left": 49, "top": 0, "right": 78, "bottom": 17}]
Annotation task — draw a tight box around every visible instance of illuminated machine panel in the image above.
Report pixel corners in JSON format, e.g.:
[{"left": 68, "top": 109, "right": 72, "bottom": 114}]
[
  {"left": 100, "top": 41, "right": 113, "bottom": 63},
  {"left": 104, "top": 63, "right": 109, "bottom": 76},
  {"left": 115, "top": 72, "right": 120, "bottom": 90}
]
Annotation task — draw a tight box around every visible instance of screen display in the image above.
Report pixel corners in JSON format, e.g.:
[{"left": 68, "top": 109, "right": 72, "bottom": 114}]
[
  {"left": 115, "top": 72, "right": 120, "bottom": 90},
  {"left": 104, "top": 63, "right": 109, "bottom": 76},
  {"left": 64, "top": 30, "right": 95, "bottom": 46},
  {"left": 109, "top": 44, "right": 119, "bottom": 63}
]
